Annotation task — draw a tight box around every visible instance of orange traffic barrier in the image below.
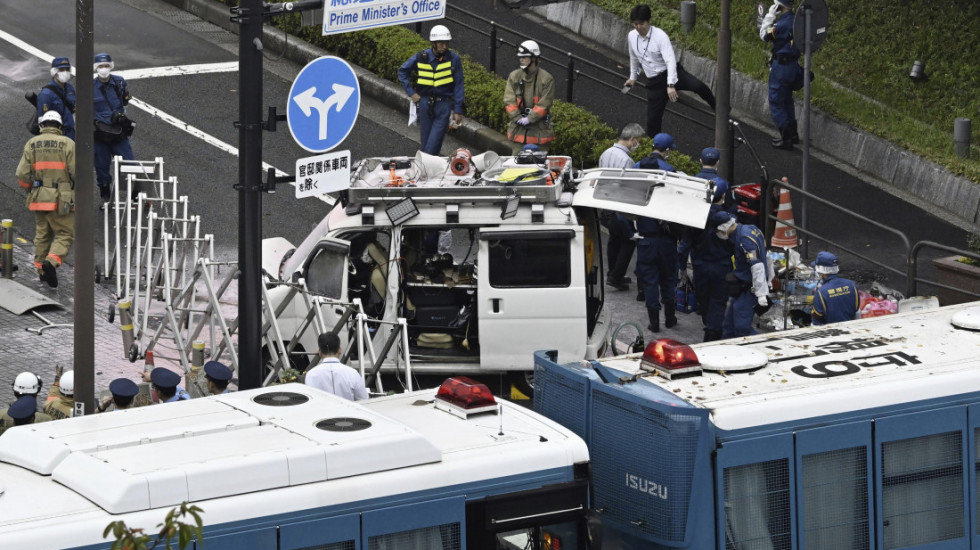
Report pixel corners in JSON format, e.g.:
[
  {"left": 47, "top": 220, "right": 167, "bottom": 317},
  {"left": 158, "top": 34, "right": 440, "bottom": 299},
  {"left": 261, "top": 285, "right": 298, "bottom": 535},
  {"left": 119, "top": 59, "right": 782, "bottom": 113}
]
[{"left": 770, "top": 179, "right": 798, "bottom": 249}]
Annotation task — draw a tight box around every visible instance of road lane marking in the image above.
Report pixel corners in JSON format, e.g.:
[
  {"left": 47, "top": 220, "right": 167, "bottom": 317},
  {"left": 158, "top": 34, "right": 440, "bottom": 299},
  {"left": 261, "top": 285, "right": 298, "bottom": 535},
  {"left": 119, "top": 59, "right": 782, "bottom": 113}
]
[{"left": 0, "top": 30, "right": 326, "bottom": 202}]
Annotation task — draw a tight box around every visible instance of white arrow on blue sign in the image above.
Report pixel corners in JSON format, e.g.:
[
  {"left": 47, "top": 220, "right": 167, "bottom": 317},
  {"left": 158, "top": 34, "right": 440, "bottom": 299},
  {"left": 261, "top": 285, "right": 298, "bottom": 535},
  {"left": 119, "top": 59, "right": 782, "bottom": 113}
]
[{"left": 287, "top": 56, "right": 360, "bottom": 153}]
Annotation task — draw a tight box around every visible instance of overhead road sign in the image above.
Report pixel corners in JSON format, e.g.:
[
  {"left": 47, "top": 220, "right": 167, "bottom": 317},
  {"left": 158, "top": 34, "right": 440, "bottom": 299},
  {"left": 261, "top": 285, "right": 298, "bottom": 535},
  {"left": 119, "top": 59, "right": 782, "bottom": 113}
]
[
  {"left": 287, "top": 56, "right": 360, "bottom": 153},
  {"left": 295, "top": 150, "right": 352, "bottom": 198},
  {"left": 322, "top": 0, "right": 446, "bottom": 35}
]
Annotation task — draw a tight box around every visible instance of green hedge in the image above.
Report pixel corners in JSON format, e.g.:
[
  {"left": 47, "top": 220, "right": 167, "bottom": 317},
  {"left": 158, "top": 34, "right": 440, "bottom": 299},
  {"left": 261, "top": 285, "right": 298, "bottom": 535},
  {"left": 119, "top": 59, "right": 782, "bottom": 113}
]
[
  {"left": 226, "top": 5, "right": 700, "bottom": 172},
  {"left": 586, "top": 0, "right": 980, "bottom": 182}
]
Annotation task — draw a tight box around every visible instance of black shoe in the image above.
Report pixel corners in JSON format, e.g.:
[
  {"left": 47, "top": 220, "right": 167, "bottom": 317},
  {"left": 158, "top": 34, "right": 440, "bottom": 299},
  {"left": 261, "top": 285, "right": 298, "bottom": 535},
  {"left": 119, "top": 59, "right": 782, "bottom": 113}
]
[
  {"left": 621, "top": 276, "right": 632, "bottom": 283},
  {"left": 703, "top": 329, "right": 723, "bottom": 342},
  {"left": 41, "top": 260, "right": 58, "bottom": 288},
  {"left": 664, "top": 305, "right": 678, "bottom": 328},
  {"left": 99, "top": 185, "right": 112, "bottom": 203},
  {"left": 636, "top": 290, "right": 645, "bottom": 302},
  {"left": 771, "top": 127, "right": 795, "bottom": 150},
  {"left": 647, "top": 307, "right": 660, "bottom": 332},
  {"left": 606, "top": 278, "right": 629, "bottom": 291}
]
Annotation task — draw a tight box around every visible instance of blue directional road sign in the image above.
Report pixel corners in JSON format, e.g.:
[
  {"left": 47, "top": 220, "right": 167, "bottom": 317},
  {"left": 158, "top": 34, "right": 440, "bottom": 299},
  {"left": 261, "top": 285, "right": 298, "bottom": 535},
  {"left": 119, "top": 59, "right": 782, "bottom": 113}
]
[{"left": 287, "top": 56, "right": 360, "bottom": 153}]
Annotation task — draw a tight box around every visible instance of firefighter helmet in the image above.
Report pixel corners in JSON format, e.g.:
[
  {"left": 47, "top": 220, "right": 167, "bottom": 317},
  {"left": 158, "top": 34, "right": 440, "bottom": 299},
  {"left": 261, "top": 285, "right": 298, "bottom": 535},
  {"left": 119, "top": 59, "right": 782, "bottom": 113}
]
[{"left": 429, "top": 25, "right": 452, "bottom": 41}]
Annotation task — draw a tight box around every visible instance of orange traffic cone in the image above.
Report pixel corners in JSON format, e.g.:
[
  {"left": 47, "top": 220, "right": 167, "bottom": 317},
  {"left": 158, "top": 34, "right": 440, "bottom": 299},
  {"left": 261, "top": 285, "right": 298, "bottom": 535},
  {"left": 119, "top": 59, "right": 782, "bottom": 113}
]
[
  {"left": 770, "top": 179, "right": 798, "bottom": 249},
  {"left": 143, "top": 350, "right": 155, "bottom": 370}
]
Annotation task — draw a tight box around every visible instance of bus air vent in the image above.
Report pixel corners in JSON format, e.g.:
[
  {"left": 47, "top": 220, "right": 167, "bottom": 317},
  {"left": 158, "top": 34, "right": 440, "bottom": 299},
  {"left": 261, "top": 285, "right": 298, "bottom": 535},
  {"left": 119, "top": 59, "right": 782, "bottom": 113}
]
[
  {"left": 316, "top": 417, "right": 372, "bottom": 432},
  {"left": 252, "top": 392, "right": 310, "bottom": 407}
]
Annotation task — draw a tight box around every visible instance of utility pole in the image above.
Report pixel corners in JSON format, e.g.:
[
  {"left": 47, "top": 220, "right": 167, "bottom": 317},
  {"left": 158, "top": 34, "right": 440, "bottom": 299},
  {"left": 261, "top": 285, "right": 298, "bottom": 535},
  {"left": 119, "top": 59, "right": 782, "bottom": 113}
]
[
  {"left": 715, "top": 0, "right": 733, "bottom": 181},
  {"left": 75, "top": 0, "right": 95, "bottom": 414},
  {"left": 236, "top": 0, "right": 264, "bottom": 390}
]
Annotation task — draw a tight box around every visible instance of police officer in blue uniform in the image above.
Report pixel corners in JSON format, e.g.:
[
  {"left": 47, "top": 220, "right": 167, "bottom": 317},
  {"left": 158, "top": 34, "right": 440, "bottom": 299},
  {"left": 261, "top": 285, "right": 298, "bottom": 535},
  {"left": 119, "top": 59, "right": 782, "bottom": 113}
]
[
  {"left": 634, "top": 133, "right": 675, "bottom": 170},
  {"left": 715, "top": 212, "right": 773, "bottom": 338},
  {"left": 759, "top": 0, "right": 802, "bottom": 150},
  {"left": 810, "top": 251, "right": 859, "bottom": 325},
  {"left": 635, "top": 214, "right": 680, "bottom": 333},
  {"left": 679, "top": 206, "right": 734, "bottom": 342},
  {"left": 0, "top": 395, "right": 49, "bottom": 436},
  {"left": 397, "top": 25, "right": 465, "bottom": 156},
  {"left": 37, "top": 57, "right": 76, "bottom": 140},
  {"left": 204, "top": 361, "right": 234, "bottom": 395},
  {"left": 148, "top": 368, "right": 191, "bottom": 403},
  {"left": 93, "top": 53, "right": 135, "bottom": 203},
  {"left": 97, "top": 378, "right": 140, "bottom": 412},
  {"left": 693, "top": 147, "right": 731, "bottom": 210}
]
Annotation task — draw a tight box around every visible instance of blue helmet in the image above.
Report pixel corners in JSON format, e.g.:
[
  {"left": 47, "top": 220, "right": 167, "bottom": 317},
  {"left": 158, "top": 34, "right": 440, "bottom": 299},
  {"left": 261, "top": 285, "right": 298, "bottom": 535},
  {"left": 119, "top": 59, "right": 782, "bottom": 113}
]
[
  {"left": 520, "top": 143, "right": 540, "bottom": 152},
  {"left": 652, "top": 133, "right": 674, "bottom": 150}
]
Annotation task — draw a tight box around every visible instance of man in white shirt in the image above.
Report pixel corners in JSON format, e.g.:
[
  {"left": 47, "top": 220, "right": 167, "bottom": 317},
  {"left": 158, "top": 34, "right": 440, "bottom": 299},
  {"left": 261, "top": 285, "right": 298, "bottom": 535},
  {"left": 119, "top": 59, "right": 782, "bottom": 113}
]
[
  {"left": 624, "top": 5, "right": 678, "bottom": 138},
  {"left": 598, "top": 123, "right": 645, "bottom": 290},
  {"left": 304, "top": 332, "right": 369, "bottom": 401}
]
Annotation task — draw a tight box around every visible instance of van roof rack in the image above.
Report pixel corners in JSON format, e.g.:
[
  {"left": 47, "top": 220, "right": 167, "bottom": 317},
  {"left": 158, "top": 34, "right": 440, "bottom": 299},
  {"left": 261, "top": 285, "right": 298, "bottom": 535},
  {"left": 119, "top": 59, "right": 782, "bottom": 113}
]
[{"left": 346, "top": 152, "right": 573, "bottom": 206}]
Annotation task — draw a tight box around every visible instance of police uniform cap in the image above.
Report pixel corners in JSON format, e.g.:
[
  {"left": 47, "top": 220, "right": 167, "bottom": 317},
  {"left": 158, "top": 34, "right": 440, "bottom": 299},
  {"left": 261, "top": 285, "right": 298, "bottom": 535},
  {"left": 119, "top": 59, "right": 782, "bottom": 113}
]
[
  {"left": 811, "top": 251, "right": 838, "bottom": 268},
  {"left": 775, "top": 0, "right": 793, "bottom": 8},
  {"left": 652, "top": 133, "right": 674, "bottom": 150},
  {"left": 204, "top": 361, "right": 233, "bottom": 382},
  {"left": 701, "top": 147, "right": 721, "bottom": 164},
  {"left": 109, "top": 378, "right": 139, "bottom": 398},
  {"left": 51, "top": 57, "right": 71, "bottom": 69},
  {"left": 8, "top": 395, "right": 38, "bottom": 421},
  {"left": 709, "top": 210, "right": 735, "bottom": 227},
  {"left": 150, "top": 367, "right": 181, "bottom": 388},
  {"left": 94, "top": 53, "right": 112, "bottom": 64}
]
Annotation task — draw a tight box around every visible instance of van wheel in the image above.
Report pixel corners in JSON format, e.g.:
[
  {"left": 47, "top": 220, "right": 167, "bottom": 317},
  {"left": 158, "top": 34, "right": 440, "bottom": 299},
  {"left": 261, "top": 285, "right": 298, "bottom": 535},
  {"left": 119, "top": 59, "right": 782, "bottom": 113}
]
[{"left": 509, "top": 371, "right": 534, "bottom": 399}]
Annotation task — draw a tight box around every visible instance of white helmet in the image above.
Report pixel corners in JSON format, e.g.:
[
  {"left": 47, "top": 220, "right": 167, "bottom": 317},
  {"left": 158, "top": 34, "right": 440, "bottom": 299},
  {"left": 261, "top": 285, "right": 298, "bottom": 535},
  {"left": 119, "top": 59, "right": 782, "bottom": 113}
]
[
  {"left": 13, "top": 372, "right": 42, "bottom": 395},
  {"left": 59, "top": 371, "right": 74, "bottom": 396},
  {"left": 429, "top": 25, "right": 452, "bottom": 42},
  {"left": 517, "top": 40, "right": 541, "bottom": 58},
  {"left": 39, "top": 110, "right": 62, "bottom": 126}
]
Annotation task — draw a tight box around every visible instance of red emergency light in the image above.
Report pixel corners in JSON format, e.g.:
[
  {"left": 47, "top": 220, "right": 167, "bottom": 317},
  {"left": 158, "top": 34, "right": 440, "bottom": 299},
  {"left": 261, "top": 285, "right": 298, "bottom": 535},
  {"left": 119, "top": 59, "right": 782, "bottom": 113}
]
[
  {"left": 640, "top": 339, "right": 702, "bottom": 379},
  {"left": 434, "top": 376, "right": 498, "bottom": 418}
]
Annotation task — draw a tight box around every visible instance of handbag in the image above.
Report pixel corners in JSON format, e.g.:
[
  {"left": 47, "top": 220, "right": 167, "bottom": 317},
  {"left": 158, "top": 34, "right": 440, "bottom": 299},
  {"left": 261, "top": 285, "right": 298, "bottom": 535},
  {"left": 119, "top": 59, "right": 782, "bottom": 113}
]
[{"left": 94, "top": 119, "right": 125, "bottom": 143}]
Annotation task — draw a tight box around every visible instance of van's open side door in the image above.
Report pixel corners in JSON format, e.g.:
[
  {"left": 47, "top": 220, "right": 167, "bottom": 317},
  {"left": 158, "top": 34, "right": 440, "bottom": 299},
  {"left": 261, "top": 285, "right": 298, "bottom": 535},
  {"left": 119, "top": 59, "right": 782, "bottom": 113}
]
[
  {"left": 477, "top": 226, "right": 587, "bottom": 370},
  {"left": 300, "top": 237, "right": 352, "bottom": 347}
]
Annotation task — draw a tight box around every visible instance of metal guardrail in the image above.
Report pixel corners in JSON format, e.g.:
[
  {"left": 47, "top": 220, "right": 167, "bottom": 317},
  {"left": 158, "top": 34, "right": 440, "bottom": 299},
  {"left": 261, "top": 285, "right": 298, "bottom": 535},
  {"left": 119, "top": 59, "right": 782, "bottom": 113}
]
[{"left": 767, "top": 178, "right": 979, "bottom": 300}]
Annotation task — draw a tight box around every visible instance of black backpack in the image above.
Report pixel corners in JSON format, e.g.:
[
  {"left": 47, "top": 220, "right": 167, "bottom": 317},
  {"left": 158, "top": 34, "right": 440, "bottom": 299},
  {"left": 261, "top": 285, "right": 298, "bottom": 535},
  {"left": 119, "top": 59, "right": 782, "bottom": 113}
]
[{"left": 25, "top": 84, "right": 70, "bottom": 135}]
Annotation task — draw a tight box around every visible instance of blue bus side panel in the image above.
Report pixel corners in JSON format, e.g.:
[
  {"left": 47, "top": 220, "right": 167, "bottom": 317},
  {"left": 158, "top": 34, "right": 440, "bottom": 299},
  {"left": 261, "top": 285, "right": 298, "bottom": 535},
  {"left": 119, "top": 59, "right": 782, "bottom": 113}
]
[
  {"left": 969, "top": 404, "right": 980, "bottom": 549},
  {"left": 202, "top": 526, "right": 278, "bottom": 549},
  {"left": 533, "top": 350, "right": 599, "bottom": 445},
  {"left": 589, "top": 379, "right": 713, "bottom": 548},
  {"left": 280, "top": 512, "right": 360, "bottom": 549},
  {"left": 875, "top": 406, "right": 969, "bottom": 550},
  {"left": 715, "top": 433, "right": 796, "bottom": 550},
  {"left": 361, "top": 495, "right": 465, "bottom": 550},
  {"left": 794, "top": 421, "right": 873, "bottom": 550}
]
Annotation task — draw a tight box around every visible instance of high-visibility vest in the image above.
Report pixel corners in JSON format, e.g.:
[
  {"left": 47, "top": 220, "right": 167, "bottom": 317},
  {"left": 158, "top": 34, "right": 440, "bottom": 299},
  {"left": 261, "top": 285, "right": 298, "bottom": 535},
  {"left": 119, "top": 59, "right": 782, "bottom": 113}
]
[{"left": 416, "top": 54, "right": 454, "bottom": 89}]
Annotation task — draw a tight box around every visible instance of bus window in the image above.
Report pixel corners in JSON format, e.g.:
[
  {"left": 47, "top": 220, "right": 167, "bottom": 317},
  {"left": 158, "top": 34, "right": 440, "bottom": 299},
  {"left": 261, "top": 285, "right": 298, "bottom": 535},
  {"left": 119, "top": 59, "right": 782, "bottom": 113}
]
[
  {"left": 368, "top": 523, "right": 460, "bottom": 549},
  {"left": 723, "top": 459, "right": 792, "bottom": 550}
]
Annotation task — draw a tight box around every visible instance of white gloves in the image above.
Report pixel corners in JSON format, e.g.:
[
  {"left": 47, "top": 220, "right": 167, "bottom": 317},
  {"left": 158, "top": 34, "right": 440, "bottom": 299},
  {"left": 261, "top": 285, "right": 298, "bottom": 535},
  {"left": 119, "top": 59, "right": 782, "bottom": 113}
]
[
  {"left": 516, "top": 116, "right": 530, "bottom": 126},
  {"left": 757, "top": 295, "right": 769, "bottom": 307},
  {"left": 759, "top": 2, "right": 779, "bottom": 40},
  {"left": 750, "top": 262, "right": 770, "bottom": 299}
]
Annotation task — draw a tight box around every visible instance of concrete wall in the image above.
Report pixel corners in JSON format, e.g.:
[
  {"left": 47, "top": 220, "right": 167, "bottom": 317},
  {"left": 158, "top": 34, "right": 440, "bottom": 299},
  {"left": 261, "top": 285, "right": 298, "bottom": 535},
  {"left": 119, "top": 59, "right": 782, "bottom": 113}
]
[{"left": 532, "top": 0, "right": 980, "bottom": 226}]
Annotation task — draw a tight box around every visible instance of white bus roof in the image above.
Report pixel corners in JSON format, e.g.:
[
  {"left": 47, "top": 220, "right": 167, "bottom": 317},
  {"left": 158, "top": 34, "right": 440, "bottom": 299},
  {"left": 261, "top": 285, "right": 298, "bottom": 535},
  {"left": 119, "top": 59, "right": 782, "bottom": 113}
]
[
  {"left": 596, "top": 303, "right": 980, "bottom": 433},
  {"left": 0, "top": 384, "right": 587, "bottom": 536}
]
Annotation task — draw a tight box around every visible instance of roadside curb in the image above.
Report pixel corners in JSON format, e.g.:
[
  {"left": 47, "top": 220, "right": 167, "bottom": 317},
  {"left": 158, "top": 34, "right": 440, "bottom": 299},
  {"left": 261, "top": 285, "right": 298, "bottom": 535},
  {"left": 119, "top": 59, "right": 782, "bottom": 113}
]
[
  {"left": 159, "top": 0, "right": 514, "bottom": 156},
  {"left": 532, "top": 0, "right": 980, "bottom": 227}
]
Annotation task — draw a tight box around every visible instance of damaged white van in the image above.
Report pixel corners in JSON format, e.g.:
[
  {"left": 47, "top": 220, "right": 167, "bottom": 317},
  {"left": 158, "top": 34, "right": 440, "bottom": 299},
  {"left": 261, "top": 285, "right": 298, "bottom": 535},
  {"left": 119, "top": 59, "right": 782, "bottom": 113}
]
[{"left": 261, "top": 150, "right": 716, "bottom": 394}]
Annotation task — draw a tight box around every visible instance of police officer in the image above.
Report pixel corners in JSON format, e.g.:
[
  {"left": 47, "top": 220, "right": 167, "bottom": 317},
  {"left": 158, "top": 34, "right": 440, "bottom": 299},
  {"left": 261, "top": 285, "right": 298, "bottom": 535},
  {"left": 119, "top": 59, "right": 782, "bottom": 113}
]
[
  {"left": 810, "top": 251, "right": 859, "bottom": 325},
  {"left": 504, "top": 40, "right": 556, "bottom": 154},
  {"left": 37, "top": 57, "right": 76, "bottom": 140},
  {"left": 635, "top": 213, "right": 681, "bottom": 332},
  {"left": 634, "top": 133, "right": 675, "bottom": 170},
  {"left": 693, "top": 147, "right": 731, "bottom": 210},
  {"left": 146, "top": 368, "right": 191, "bottom": 403},
  {"left": 0, "top": 372, "right": 46, "bottom": 429},
  {"left": 16, "top": 110, "right": 76, "bottom": 288},
  {"left": 0, "top": 396, "right": 51, "bottom": 436},
  {"left": 44, "top": 368, "right": 74, "bottom": 420},
  {"left": 759, "top": 0, "right": 803, "bottom": 149},
  {"left": 96, "top": 378, "right": 140, "bottom": 412},
  {"left": 93, "top": 53, "right": 135, "bottom": 203},
  {"left": 679, "top": 208, "right": 735, "bottom": 342},
  {"left": 204, "top": 361, "right": 233, "bottom": 395},
  {"left": 715, "top": 213, "right": 773, "bottom": 338},
  {"left": 397, "top": 25, "right": 465, "bottom": 156}
]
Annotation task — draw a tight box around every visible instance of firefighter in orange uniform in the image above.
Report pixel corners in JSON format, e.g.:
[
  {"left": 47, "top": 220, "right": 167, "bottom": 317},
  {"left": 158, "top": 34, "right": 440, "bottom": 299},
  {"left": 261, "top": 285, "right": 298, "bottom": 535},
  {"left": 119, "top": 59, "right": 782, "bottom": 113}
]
[
  {"left": 16, "top": 110, "right": 76, "bottom": 288},
  {"left": 503, "top": 40, "right": 555, "bottom": 154}
]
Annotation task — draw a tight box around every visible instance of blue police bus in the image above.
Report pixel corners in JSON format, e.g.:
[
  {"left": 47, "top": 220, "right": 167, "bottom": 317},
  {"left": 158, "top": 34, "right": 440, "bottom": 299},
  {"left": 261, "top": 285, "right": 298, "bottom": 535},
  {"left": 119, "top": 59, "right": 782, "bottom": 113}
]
[
  {"left": 0, "top": 379, "right": 591, "bottom": 550},
  {"left": 534, "top": 301, "right": 980, "bottom": 549}
]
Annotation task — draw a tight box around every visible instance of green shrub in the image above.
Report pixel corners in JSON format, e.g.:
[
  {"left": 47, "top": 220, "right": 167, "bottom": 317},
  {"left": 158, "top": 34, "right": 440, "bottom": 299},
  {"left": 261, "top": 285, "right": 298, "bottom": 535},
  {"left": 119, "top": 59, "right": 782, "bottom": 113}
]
[{"left": 961, "top": 231, "right": 980, "bottom": 267}]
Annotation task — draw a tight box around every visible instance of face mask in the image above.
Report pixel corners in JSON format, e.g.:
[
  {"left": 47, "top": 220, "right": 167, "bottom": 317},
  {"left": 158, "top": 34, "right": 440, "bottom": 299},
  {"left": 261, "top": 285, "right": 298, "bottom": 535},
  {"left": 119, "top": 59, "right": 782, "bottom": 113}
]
[
  {"left": 716, "top": 230, "right": 729, "bottom": 240},
  {"left": 628, "top": 140, "right": 639, "bottom": 152},
  {"left": 97, "top": 67, "right": 111, "bottom": 79},
  {"left": 56, "top": 71, "right": 71, "bottom": 84}
]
